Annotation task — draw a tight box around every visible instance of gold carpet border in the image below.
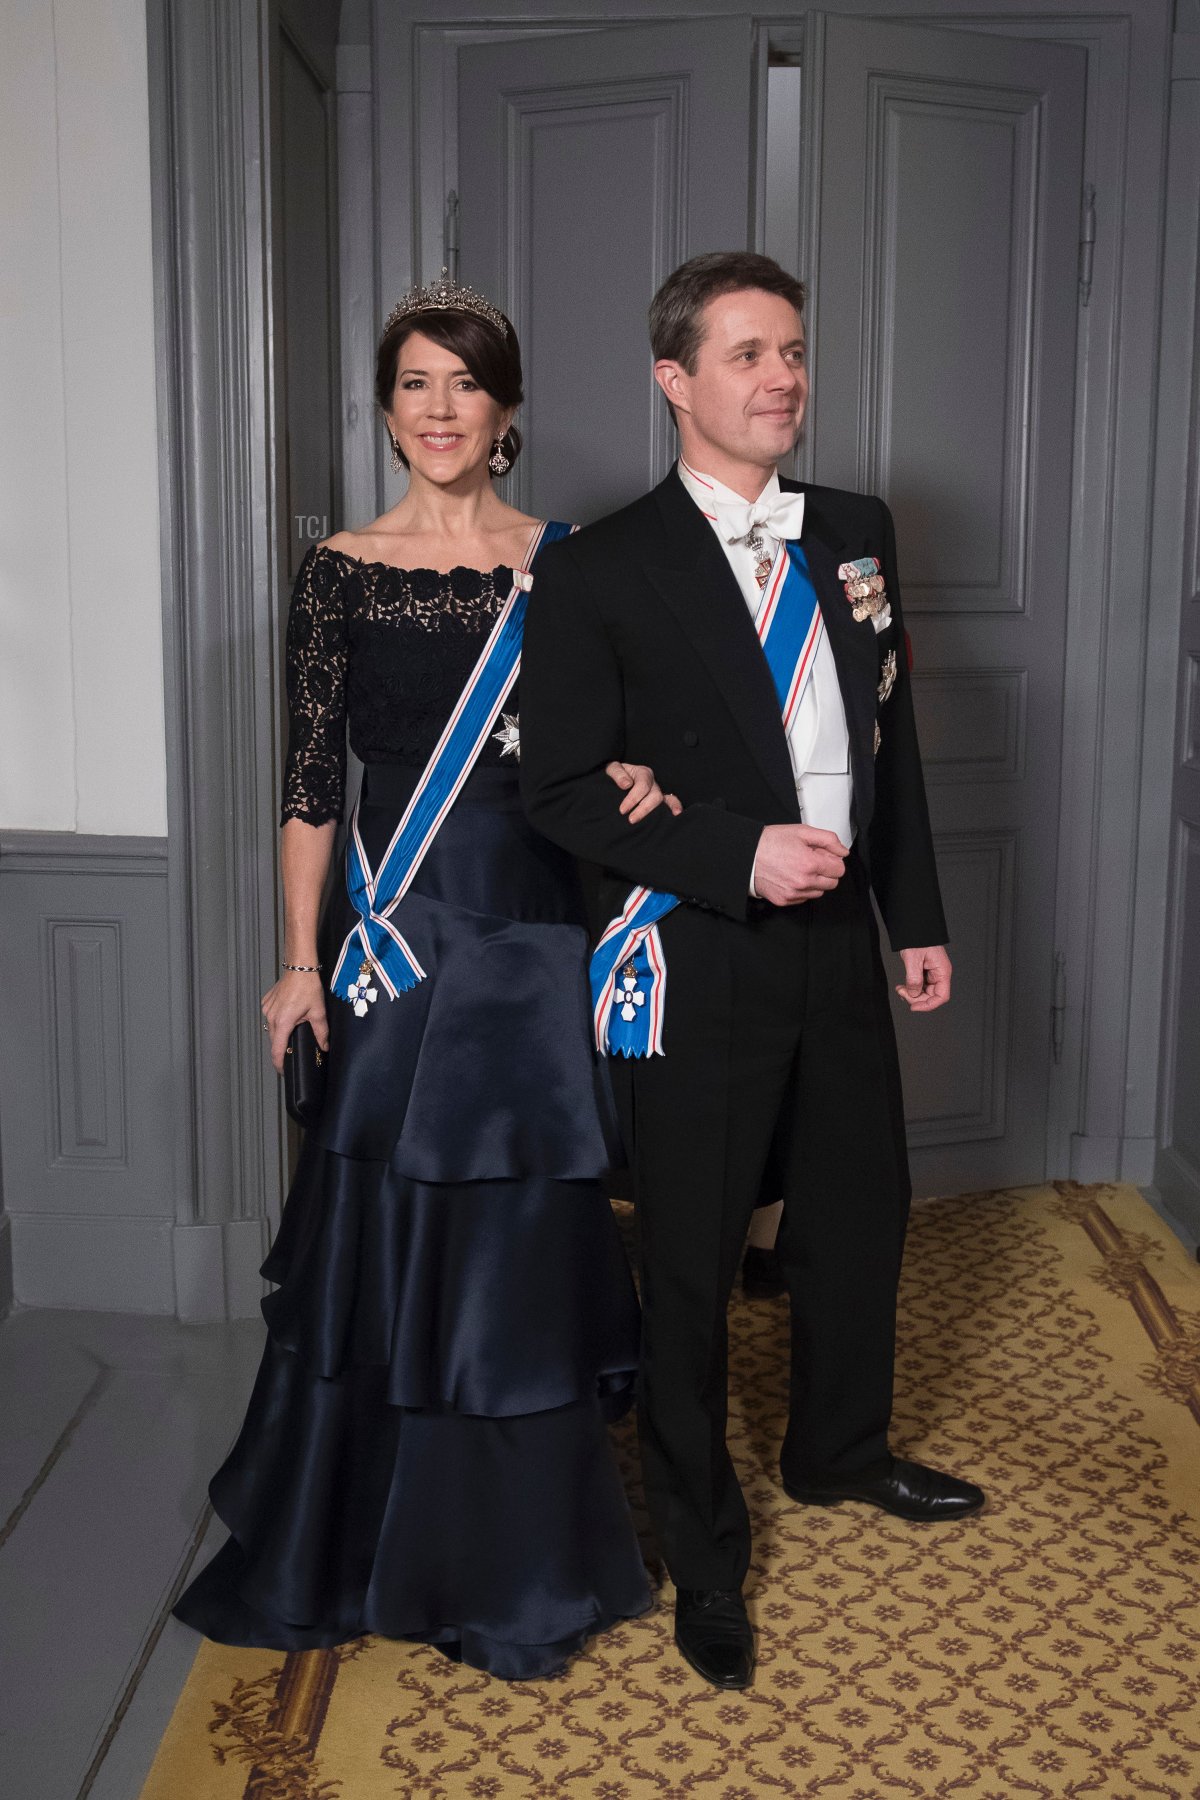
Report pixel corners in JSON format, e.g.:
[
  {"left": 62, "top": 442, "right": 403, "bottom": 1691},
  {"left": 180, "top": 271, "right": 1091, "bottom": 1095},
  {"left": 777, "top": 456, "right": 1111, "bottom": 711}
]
[{"left": 1050, "top": 1180, "right": 1200, "bottom": 1425}]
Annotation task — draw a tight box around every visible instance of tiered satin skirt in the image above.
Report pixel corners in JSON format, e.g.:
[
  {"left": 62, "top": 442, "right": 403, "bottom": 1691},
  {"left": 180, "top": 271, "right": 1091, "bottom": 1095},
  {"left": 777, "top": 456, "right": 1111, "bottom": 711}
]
[{"left": 174, "top": 765, "right": 651, "bottom": 1678}]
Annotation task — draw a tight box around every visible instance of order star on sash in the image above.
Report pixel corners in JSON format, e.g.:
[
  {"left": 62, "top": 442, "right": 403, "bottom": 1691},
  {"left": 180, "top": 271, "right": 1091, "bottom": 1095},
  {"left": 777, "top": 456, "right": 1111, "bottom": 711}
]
[{"left": 492, "top": 712, "right": 520, "bottom": 760}]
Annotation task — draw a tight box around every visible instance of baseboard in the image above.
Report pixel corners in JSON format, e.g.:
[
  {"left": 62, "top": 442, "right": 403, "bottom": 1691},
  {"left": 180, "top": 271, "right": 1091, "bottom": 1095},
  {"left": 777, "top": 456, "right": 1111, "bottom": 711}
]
[
  {"left": 10, "top": 1214, "right": 176, "bottom": 1312},
  {"left": 1118, "top": 1136, "right": 1157, "bottom": 1185},
  {"left": 1069, "top": 1133, "right": 1120, "bottom": 1183},
  {"left": 173, "top": 1219, "right": 267, "bottom": 1323},
  {"left": 1153, "top": 1144, "right": 1200, "bottom": 1249},
  {"left": 7, "top": 1214, "right": 269, "bottom": 1317}
]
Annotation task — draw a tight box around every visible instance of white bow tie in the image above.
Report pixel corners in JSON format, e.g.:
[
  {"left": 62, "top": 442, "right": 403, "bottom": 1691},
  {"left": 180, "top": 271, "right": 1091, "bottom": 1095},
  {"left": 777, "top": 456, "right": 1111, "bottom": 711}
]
[{"left": 713, "top": 490, "right": 806, "bottom": 547}]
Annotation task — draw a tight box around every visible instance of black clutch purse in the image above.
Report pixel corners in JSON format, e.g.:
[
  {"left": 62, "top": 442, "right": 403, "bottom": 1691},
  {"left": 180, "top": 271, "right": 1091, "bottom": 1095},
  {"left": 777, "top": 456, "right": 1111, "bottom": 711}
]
[{"left": 283, "top": 1021, "right": 328, "bottom": 1126}]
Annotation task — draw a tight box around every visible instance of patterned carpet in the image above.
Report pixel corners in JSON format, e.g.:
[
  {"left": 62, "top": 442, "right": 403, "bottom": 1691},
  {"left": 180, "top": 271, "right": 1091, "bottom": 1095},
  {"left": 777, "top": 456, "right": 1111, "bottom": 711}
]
[{"left": 141, "top": 1183, "right": 1200, "bottom": 1800}]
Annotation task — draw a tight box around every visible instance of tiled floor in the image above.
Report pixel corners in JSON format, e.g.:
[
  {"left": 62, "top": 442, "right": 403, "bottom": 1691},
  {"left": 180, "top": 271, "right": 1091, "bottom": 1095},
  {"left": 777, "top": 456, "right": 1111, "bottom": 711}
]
[{"left": 0, "top": 1307, "right": 263, "bottom": 1800}]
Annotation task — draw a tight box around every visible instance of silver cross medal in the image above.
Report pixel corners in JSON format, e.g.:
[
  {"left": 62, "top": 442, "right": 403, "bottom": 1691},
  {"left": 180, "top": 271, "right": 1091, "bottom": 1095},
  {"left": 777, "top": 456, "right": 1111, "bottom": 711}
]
[{"left": 619, "top": 961, "right": 646, "bottom": 1023}]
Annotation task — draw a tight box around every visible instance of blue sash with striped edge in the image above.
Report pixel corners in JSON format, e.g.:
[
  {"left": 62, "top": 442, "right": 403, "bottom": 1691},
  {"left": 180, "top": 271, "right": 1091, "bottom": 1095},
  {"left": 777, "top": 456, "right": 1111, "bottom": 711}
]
[
  {"left": 330, "top": 519, "right": 574, "bottom": 1013},
  {"left": 589, "top": 536, "right": 825, "bottom": 1057}
]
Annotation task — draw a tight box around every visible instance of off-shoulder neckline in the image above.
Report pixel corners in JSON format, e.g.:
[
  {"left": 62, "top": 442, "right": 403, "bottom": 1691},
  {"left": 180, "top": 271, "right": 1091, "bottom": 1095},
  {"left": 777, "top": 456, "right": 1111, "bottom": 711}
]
[{"left": 309, "top": 543, "right": 514, "bottom": 582}]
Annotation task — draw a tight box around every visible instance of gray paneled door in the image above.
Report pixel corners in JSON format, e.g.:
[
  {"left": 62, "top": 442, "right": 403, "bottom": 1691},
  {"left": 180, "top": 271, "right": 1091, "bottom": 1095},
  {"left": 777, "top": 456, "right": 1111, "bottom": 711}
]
[
  {"left": 807, "top": 16, "right": 1085, "bottom": 1195},
  {"left": 458, "top": 18, "right": 752, "bottom": 524}
]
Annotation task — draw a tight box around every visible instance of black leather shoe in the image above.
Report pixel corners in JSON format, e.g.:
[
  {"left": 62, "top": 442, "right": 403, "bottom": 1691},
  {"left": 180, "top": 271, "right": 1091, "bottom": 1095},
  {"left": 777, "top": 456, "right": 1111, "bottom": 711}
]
[
  {"left": 674, "top": 1588, "right": 756, "bottom": 1689},
  {"left": 742, "top": 1244, "right": 786, "bottom": 1299},
  {"left": 783, "top": 1457, "right": 985, "bottom": 1522}
]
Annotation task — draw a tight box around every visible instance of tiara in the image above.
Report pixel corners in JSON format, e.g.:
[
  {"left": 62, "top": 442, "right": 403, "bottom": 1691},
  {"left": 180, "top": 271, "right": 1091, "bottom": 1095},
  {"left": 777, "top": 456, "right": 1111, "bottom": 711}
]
[{"left": 383, "top": 268, "right": 509, "bottom": 340}]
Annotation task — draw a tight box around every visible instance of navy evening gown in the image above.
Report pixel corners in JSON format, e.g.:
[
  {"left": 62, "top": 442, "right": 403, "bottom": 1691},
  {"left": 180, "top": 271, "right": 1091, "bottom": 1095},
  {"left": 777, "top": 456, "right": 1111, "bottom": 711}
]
[{"left": 173, "top": 543, "right": 651, "bottom": 1678}]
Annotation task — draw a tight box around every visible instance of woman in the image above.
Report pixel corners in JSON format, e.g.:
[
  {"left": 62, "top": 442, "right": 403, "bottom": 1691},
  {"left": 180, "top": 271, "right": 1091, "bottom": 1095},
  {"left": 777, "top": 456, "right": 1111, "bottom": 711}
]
[{"left": 174, "top": 276, "right": 668, "bottom": 1678}]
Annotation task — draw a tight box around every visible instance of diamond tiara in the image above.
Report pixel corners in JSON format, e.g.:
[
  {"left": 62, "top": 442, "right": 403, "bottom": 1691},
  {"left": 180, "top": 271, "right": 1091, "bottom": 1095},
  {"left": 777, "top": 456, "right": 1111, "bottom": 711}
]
[{"left": 382, "top": 269, "right": 509, "bottom": 340}]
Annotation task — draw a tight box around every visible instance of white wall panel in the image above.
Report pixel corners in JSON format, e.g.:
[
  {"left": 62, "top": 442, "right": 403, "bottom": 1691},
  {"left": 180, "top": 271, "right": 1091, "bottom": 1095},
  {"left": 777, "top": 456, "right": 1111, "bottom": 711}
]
[
  {"left": 0, "top": 0, "right": 166, "bottom": 838},
  {"left": 0, "top": 0, "right": 78, "bottom": 831}
]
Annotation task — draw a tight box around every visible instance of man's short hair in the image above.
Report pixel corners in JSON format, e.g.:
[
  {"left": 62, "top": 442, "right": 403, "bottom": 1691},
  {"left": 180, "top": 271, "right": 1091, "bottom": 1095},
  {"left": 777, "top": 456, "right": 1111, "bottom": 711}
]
[{"left": 649, "top": 252, "right": 807, "bottom": 371}]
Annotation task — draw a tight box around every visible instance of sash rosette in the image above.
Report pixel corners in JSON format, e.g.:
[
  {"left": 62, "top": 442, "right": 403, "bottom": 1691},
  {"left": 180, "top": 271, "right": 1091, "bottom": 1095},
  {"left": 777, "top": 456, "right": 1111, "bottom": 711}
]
[
  {"left": 589, "top": 538, "right": 825, "bottom": 1057},
  {"left": 330, "top": 520, "right": 573, "bottom": 1011}
]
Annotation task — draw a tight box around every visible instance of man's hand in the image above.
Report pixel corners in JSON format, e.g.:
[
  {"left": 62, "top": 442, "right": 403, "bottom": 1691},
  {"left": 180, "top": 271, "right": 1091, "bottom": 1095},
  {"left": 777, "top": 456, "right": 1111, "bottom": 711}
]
[
  {"left": 752, "top": 824, "right": 849, "bottom": 906},
  {"left": 896, "top": 946, "right": 952, "bottom": 1012},
  {"left": 605, "top": 761, "right": 683, "bottom": 823}
]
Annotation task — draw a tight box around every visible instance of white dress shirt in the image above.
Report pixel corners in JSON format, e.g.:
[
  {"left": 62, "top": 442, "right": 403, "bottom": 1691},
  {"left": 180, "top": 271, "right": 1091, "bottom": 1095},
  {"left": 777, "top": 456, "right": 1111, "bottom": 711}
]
[{"left": 676, "top": 461, "right": 855, "bottom": 860}]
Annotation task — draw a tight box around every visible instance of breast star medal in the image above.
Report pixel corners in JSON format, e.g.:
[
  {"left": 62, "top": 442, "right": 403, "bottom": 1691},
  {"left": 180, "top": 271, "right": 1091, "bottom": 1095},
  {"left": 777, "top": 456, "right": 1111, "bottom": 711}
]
[{"left": 492, "top": 712, "right": 520, "bottom": 760}]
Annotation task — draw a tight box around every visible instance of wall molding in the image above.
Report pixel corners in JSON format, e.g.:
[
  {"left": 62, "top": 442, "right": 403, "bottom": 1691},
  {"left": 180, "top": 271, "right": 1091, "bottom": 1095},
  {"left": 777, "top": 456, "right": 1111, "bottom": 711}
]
[{"left": 0, "top": 833, "right": 167, "bottom": 877}]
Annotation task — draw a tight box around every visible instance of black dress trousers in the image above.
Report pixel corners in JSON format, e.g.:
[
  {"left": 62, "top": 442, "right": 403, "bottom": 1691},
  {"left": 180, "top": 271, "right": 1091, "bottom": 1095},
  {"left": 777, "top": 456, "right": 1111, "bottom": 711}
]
[{"left": 611, "top": 849, "right": 910, "bottom": 1593}]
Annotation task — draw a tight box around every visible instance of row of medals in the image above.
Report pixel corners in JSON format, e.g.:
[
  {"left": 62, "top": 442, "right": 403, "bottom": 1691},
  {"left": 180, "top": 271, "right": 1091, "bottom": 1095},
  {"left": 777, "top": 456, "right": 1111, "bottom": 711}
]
[{"left": 846, "top": 571, "right": 886, "bottom": 623}]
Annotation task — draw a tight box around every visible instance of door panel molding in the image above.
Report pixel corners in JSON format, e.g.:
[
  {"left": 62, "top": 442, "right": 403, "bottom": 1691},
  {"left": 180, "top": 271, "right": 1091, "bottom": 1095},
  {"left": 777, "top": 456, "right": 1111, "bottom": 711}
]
[
  {"left": 897, "top": 831, "right": 1016, "bottom": 1151},
  {"left": 457, "top": 16, "right": 753, "bottom": 521},
  {"left": 913, "top": 668, "right": 1028, "bottom": 784},
  {"left": 46, "top": 921, "right": 128, "bottom": 1168},
  {"left": 807, "top": 14, "right": 1084, "bottom": 1189},
  {"left": 1183, "top": 656, "right": 1200, "bottom": 773},
  {"left": 862, "top": 79, "right": 1038, "bottom": 615},
  {"left": 499, "top": 77, "right": 688, "bottom": 510}
]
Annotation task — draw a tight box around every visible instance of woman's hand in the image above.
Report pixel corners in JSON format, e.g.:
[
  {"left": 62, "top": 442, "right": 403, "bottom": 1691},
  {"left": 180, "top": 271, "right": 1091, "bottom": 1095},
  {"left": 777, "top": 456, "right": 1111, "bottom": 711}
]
[
  {"left": 605, "top": 760, "right": 683, "bottom": 824},
  {"left": 261, "top": 970, "right": 330, "bottom": 1075}
]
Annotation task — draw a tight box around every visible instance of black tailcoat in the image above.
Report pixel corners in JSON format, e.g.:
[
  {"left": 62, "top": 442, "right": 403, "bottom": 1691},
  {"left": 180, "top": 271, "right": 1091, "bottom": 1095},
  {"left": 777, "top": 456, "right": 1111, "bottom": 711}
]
[{"left": 519, "top": 469, "right": 947, "bottom": 1590}]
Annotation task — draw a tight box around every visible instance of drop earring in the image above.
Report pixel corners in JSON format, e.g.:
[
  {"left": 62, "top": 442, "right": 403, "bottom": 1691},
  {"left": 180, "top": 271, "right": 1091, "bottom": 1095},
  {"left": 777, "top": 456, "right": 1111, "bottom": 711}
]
[
  {"left": 389, "top": 433, "right": 402, "bottom": 472},
  {"left": 489, "top": 436, "right": 511, "bottom": 477}
]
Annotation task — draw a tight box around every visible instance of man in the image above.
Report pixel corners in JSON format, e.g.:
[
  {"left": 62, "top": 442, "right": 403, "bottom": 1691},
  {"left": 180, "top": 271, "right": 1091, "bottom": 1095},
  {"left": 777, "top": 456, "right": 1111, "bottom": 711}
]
[{"left": 519, "top": 252, "right": 983, "bottom": 1691}]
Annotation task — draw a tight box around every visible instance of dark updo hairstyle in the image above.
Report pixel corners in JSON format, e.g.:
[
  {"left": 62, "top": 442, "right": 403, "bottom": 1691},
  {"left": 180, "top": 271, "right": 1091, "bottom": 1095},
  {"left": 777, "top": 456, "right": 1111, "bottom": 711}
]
[{"left": 375, "top": 307, "right": 524, "bottom": 476}]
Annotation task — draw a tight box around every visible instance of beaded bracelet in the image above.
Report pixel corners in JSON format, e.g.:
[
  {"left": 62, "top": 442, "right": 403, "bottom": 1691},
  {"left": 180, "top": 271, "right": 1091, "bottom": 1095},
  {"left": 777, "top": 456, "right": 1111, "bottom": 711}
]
[{"left": 282, "top": 961, "right": 322, "bottom": 973}]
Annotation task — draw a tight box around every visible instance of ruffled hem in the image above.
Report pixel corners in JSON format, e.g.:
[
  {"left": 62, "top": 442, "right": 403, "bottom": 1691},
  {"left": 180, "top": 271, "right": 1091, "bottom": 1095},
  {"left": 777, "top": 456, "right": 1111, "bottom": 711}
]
[
  {"left": 175, "top": 1540, "right": 652, "bottom": 1679},
  {"left": 262, "top": 1142, "right": 640, "bottom": 1414},
  {"left": 174, "top": 1339, "right": 652, "bottom": 1679}
]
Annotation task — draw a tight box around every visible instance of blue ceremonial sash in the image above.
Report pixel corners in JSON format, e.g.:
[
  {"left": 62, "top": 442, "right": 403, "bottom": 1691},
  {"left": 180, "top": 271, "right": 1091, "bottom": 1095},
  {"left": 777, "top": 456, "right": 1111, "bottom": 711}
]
[
  {"left": 590, "top": 538, "right": 824, "bottom": 1057},
  {"left": 330, "top": 519, "right": 574, "bottom": 1012}
]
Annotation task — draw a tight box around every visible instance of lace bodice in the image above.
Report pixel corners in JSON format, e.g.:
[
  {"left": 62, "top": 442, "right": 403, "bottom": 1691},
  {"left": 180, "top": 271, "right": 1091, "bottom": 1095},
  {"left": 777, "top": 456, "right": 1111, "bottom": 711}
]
[{"left": 281, "top": 545, "right": 519, "bottom": 825}]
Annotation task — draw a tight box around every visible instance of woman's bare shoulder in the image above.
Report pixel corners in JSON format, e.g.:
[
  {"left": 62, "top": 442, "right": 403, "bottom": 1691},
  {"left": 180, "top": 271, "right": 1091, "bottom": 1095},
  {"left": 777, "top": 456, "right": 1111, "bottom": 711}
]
[{"left": 318, "top": 523, "right": 392, "bottom": 564}]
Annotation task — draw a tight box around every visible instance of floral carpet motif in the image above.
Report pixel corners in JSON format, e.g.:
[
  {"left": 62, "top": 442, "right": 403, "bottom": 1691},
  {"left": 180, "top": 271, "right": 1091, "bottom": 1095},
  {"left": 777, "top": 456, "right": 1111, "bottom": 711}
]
[{"left": 140, "top": 1183, "right": 1200, "bottom": 1800}]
